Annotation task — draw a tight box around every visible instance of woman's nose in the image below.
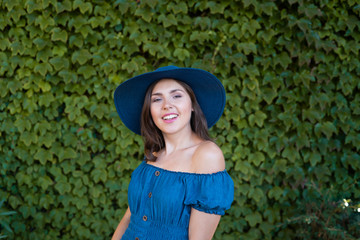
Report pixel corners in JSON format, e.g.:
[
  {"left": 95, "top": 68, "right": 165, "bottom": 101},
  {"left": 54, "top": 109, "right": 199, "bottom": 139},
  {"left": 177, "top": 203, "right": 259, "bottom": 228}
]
[{"left": 162, "top": 98, "right": 173, "bottom": 110}]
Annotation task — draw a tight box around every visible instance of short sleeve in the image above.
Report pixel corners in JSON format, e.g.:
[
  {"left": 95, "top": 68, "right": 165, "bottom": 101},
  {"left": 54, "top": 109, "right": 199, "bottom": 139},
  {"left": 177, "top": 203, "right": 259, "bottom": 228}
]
[{"left": 184, "top": 171, "right": 234, "bottom": 215}]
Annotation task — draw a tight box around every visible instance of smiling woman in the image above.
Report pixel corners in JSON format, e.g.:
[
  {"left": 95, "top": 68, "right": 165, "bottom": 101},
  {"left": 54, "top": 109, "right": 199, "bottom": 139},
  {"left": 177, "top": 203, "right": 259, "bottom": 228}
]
[
  {"left": 141, "top": 78, "right": 210, "bottom": 162},
  {"left": 150, "top": 80, "right": 193, "bottom": 133},
  {"left": 112, "top": 66, "right": 234, "bottom": 240}
]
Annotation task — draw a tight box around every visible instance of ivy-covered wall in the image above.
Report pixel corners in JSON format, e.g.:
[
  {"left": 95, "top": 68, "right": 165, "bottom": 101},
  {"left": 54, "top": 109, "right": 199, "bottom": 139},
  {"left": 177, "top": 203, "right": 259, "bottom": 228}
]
[{"left": 1, "top": 0, "right": 359, "bottom": 239}]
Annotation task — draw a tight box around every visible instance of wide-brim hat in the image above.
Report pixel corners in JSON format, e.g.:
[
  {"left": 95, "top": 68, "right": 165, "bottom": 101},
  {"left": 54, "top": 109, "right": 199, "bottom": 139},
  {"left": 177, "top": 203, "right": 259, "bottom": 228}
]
[{"left": 114, "top": 65, "right": 226, "bottom": 135}]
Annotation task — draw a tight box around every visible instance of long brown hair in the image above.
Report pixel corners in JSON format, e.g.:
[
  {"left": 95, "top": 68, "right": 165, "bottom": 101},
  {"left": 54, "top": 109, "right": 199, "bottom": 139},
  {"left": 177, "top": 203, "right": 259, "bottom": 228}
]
[{"left": 140, "top": 79, "right": 211, "bottom": 161}]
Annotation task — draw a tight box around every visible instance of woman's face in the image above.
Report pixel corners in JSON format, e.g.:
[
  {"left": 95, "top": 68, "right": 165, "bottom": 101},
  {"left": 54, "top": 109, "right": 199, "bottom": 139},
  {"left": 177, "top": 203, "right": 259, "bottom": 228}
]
[{"left": 150, "top": 79, "right": 193, "bottom": 135}]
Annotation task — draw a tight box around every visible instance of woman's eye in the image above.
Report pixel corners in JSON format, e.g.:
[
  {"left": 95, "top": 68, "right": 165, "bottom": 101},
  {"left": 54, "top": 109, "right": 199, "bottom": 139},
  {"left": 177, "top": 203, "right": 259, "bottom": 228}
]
[
  {"left": 152, "top": 98, "right": 161, "bottom": 102},
  {"left": 174, "top": 95, "right": 182, "bottom": 99}
]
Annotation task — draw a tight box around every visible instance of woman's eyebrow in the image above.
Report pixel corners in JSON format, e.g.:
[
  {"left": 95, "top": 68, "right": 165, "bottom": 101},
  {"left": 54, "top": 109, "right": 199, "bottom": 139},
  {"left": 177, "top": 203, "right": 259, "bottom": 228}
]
[
  {"left": 152, "top": 89, "right": 184, "bottom": 96},
  {"left": 170, "top": 89, "right": 184, "bottom": 93}
]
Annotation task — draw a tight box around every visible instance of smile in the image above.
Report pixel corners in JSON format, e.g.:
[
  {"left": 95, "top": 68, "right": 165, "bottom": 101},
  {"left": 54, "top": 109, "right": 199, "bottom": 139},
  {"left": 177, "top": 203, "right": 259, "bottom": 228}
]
[{"left": 162, "top": 114, "right": 178, "bottom": 120}]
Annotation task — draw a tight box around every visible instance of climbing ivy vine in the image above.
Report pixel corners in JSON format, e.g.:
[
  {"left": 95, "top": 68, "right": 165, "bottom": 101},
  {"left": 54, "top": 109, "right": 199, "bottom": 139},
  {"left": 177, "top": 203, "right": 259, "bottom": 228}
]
[{"left": 0, "top": 0, "right": 359, "bottom": 239}]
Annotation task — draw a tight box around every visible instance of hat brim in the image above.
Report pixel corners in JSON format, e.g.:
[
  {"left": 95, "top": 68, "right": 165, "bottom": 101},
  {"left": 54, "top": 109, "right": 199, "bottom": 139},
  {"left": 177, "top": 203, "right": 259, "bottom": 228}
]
[{"left": 114, "top": 67, "right": 226, "bottom": 135}]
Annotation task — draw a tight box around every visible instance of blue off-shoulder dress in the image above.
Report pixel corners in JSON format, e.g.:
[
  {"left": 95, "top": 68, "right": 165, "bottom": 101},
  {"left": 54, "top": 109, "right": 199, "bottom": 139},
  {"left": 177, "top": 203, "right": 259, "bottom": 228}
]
[{"left": 121, "top": 161, "right": 234, "bottom": 240}]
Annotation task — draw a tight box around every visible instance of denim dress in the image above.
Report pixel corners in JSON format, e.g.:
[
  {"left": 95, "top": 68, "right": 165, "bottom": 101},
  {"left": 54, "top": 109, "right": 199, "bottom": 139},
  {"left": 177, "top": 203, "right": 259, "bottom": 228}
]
[{"left": 121, "top": 161, "right": 234, "bottom": 240}]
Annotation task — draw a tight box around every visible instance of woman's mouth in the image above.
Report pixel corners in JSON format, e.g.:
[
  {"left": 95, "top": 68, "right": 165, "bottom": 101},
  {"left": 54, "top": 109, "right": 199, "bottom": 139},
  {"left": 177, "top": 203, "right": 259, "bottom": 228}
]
[{"left": 162, "top": 114, "right": 178, "bottom": 122}]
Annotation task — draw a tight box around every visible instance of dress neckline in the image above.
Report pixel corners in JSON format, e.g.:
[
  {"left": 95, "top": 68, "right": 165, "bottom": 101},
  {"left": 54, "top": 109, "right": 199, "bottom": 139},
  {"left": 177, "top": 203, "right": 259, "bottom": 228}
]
[{"left": 143, "top": 161, "right": 227, "bottom": 176}]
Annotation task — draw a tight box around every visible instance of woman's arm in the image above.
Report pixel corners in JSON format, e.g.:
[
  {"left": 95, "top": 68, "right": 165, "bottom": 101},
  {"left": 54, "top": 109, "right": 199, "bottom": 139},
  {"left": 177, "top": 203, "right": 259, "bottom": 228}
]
[
  {"left": 111, "top": 207, "right": 131, "bottom": 240},
  {"left": 188, "top": 141, "right": 225, "bottom": 239},
  {"left": 188, "top": 208, "right": 221, "bottom": 240}
]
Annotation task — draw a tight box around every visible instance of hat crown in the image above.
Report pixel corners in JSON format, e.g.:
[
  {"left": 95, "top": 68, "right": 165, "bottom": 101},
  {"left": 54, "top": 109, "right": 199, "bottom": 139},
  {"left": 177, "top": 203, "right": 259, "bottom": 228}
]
[{"left": 154, "top": 65, "right": 179, "bottom": 72}]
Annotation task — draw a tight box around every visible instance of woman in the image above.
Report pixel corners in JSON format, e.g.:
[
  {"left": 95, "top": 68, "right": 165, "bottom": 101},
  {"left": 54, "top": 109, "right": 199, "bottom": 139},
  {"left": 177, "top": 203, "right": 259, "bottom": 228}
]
[{"left": 112, "top": 66, "right": 234, "bottom": 240}]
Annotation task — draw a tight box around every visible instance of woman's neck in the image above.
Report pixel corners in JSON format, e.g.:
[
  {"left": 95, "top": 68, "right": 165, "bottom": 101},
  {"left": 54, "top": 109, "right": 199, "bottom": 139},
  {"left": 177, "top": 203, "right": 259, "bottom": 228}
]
[{"left": 162, "top": 129, "right": 202, "bottom": 156}]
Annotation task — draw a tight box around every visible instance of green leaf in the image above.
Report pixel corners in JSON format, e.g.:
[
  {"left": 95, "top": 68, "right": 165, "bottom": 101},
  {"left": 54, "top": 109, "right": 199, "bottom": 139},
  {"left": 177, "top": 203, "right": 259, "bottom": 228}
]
[
  {"left": 134, "top": 7, "right": 153, "bottom": 22},
  {"left": 34, "top": 62, "right": 53, "bottom": 76},
  {"left": 206, "top": 1, "right": 227, "bottom": 14},
  {"left": 34, "top": 148, "right": 53, "bottom": 165},
  {"left": 91, "top": 169, "right": 107, "bottom": 183},
  {"left": 101, "top": 125, "right": 117, "bottom": 140},
  {"left": 301, "top": 4, "right": 322, "bottom": 19},
  {"left": 142, "top": 0, "right": 157, "bottom": 9},
  {"left": 314, "top": 121, "right": 337, "bottom": 139},
  {"left": 89, "top": 185, "right": 102, "bottom": 198},
  {"left": 173, "top": 48, "right": 190, "bottom": 61},
  {"left": 68, "top": 15, "right": 87, "bottom": 30},
  {"left": 260, "top": 2, "right": 277, "bottom": 16},
  {"left": 71, "top": 49, "right": 92, "bottom": 65},
  {"left": 248, "top": 187, "right": 265, "bottom": 203},
  {"left": 261, "top": 87, "right": 277, "bottom": 104},
  {"left": 10, "top": 41, "right": 24, "bottom": 55},
  {"left": 302, "top": 108, "right": 323, "bottom": 123},
  {"left": 274, "top": 52, "right": 291, "bottom": 69},
  {"left": 55, "top": 180, "right": 71, "bottom": 195},
  {"left": 167, "top": 1, "right": 187, "bottom": 13},
  {"left": 36, "top": 48, "right": 52, "bottom": 62},
  {"left": 3, "top": 0, "right": 19, "bottom": 11},
  {"left": 250, "top": 111, "right": 267, "bottom": 127},
  {"left": 15, "top": 172, "right": 31, "bottom": 186},
  {"left": 257, "top": 29, "right": 276, "bottom": 43},
  {"left": 39, "top": 194, "right": 54, "bottom": 209},
  {"left": 282, "top": 146, "right": 299, "bottom": 163},
  {"left": 237, "top": 184, "right": 250, "bottom": 196},
  {"left": 158, "top": 14, "right": 177, "bottom": 28},
  {"left": 268, "top": 186, "right": 283, "bottom": 200},
  {"left": 89, "top": 104, "right": 104, "bottom": 119},
  {"left": 263, "top": 208, "right": 280, "bottom": 224},
  {"left": 35, "top": 15, "right": 55, "bottom": 30},
  {"left": 10, "top": 55, "right": 24, "bottom": 69},
  {"left": 272, "top": 159, "right": 287, "bottom": 173},
  {"left": 34, "top": 121, "right": 51, "bottom": 136},
  {"left": 234, "top": 161, "right": 252, "bottom": 175},
  {"left": 20, "top": 131, "right": 38, "bottom": 147},
  {"left": 51, "top": 28, "right": 68, "bottom": 43},
  {"left": 52, "top": 44, "right": 68, "bottom": 57},
  {"left": 38, "top": 133, "right": 56, "bottom": 148},
  {"left": 305, "top": 151, "right": 322, "bottom": 167},
  {"left": 77, "top": 65, "right": 96, "bottom": 79},
  {"left": 59, "top": 69, "right": 78, "bottom": 83},
  {"left": 243, "top": 19, "right": 261, "bottom": 35},
  {"left": 0, "top": 211, "right": 16, "bottom": 216},
  {"left": 36, "top": 80, "right": 51, "bottom": 92},
  {"left": 249, "top": 152, "right": 265, "bottom": 166},
  {"left": 6, "top": 80, "right": 21, "bottom": 94},
  {"left": 115, "top": 0, "right": 131, "bottom": 14},
  {"left": 226, "top": 106, "right": 242, "bottom": 122},
  {"left": 55, "top": 0, "right": 72, "bottom": 13},
  {"left": 37, "top": 176, "right": 53, "bottom": 190},
  {"left": 73, "top": 196, "right": 89, "bottom": 208},
  {"left": 49, "top": 56, "right": 70, "bottom": 71},
  {"left": 229, "top": 24, "right": 242, "bottom": 39},
  {"left": 14, "top": 117, "right": 31, "bottom": 133},
  {"left": 63, "top": 147, "right": 77, "bottom": 160},
  {"left": 73, "top": 0, "right": 93, "bottom": 14},
  {"left": 25, "top": 0, "right": 42, "bottom": 13},
  {"left": 245, "top": 211, "right": 262, "bottom": 227},
  {"left": 61, "top": 160, "right": 75, "bottom": 174},
  {"left": 189, "top": 31, "right": 210, "bottom": 44},
  {"left": 238, "top": 42, "right": 257, "bottom": 55},
  {"left": 0, "top": 38, "right": 10, "bottom": 51},
  {"left": 69, "top": 34, "right": 84, "bottom": 48}
]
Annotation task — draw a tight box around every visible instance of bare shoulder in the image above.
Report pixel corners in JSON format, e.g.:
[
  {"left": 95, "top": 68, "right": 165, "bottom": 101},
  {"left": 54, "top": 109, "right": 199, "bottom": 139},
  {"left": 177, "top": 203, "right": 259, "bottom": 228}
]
[{"left": 192, "top": 141, "right": 225, "bottom": 174}]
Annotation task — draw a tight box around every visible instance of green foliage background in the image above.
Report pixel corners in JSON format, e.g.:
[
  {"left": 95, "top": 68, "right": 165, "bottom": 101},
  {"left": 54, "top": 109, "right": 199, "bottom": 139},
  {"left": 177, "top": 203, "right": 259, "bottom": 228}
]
[{"left": 1, "top": 0, "right": 359, "bottom": 239}]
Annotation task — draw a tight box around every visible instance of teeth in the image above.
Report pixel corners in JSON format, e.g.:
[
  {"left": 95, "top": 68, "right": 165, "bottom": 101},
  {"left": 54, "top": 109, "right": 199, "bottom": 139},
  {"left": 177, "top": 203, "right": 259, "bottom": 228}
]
[{"left": 163, "top": 114, "right": 178, "bottom": 120}]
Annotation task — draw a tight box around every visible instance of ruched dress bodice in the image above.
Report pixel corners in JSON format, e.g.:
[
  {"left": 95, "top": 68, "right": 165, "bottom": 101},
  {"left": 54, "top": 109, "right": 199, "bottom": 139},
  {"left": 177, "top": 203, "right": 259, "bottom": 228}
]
[{"left": 121, "top": 161, "right": 234, "bottom": 240}]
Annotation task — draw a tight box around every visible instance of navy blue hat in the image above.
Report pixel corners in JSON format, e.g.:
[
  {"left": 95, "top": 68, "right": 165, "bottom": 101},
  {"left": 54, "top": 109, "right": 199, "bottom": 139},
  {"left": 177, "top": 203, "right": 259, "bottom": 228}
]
[{"left": 114, "top": 65, "right": 226, "bottom": 135}]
